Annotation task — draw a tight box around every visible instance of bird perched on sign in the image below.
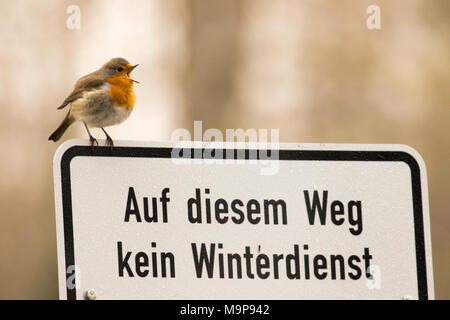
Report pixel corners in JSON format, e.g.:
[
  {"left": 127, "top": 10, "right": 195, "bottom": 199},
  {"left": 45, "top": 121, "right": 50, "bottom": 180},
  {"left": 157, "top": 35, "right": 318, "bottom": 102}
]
[{"left": 48, "top": 57, "right": 139, "bottom": 149}]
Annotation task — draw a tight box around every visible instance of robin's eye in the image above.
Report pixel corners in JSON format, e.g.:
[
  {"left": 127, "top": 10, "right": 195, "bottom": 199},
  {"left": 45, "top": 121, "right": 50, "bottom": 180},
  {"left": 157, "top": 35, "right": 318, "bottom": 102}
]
[{"left": 117, "top": 67, "right": 123, "bottom": 72}]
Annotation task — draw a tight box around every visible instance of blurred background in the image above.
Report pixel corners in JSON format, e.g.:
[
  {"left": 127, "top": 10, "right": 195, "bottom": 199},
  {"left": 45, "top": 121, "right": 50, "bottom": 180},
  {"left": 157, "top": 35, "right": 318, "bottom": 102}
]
[{"left": 0, "top": 0, "right": 448, "bottom": 299}]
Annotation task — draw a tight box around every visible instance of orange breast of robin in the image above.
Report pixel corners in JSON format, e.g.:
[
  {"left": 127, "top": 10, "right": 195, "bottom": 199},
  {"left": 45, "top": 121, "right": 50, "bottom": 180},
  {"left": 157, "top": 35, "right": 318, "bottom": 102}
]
[{"left": 105, "top": 75, "right": 136, "bottom": 110}]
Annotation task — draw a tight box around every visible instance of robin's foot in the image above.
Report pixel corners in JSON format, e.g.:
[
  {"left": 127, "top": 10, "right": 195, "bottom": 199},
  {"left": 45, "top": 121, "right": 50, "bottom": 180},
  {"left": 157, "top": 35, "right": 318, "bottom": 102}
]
[
  {"left": 89, "top": 136, "right": 99, "bottom": 150},
  {"left": 83, "top": 123, "right": 98, "bottom": 151},
  {"left": 105, "top": 136, "right": 114, "bottom": 149},
  {"left": 101, "top": 128, "right": 114, "bottom": 151}
]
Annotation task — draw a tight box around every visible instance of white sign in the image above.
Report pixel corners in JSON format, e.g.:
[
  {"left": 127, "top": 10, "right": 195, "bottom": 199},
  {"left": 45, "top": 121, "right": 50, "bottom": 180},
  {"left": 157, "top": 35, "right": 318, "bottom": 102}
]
[{"left": 53, "top": 140, "right": 434, "bottom": 300}]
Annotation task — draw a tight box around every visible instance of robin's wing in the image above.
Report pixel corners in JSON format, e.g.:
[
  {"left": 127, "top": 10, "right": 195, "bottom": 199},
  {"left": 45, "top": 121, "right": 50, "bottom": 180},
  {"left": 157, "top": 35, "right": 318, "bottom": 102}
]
[{"left": 57, "top": 73, "right": 105, "bottom": 110}]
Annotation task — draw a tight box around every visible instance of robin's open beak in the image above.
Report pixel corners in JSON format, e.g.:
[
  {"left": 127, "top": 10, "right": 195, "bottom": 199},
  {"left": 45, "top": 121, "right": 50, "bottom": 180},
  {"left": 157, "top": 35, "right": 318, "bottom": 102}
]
[
  {"left": 127, "top": 64, "right": 138, "bottom": 74},
  {"left": 127, "top": 64, "right": 140, "bottom": 83}
]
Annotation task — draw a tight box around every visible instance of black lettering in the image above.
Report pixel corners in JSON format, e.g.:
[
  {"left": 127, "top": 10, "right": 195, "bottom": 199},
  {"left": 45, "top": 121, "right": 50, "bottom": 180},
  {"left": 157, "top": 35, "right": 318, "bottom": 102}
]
[
  {"left": 313, "top": 255, "right": 327, "bottom": 279},
  {"left": 231, "top": 200, "right": 245, "bottom": 224},
  {"left": 117, "top": 241, "right": 134, "bottom": 277},
  {"left": 330, "top": 201, "right": 345, "bottom": 225},
  {"left": 303, "top": 190, "right": 328, "bottom": 225},
  {"left": 215, "top": 199, "right": 229, "bottom": 224},
  {"left": 227, "top": 253, "right": 242, "bottom": 279},
  {"left": 286, "top": 245, "right": 300, "bottom": 279},
  {"left": 247, "top": 199, "right": 261, "bottom": 224},
  {"left": 160, "top": 188, "right": 170, "bottom": 223},
  {"left": 161, "top": 252, "right": 175, "bottom": 278},
  {"left": 263, "top": 199, "right": 287, "bottom": 225},
  {"left": 272, "top": 254, "right": 284, "bottom": 279},
  {"left": 124, "top": 187, "right": 141, "bottom": 222},
  {"left": 244, "top": 246, "right": 255, "bottom": 279},
  {"left": 135, "top": 252, "right": 149, "bottom": 277},
  {"left": 143, "top": 197, "right": 158, "bottom": 223},
  {"left": 151, "top": 242, "right": 157, "bottom": 277},
  {"left": 363, "top": 248, "right": 373, "bottom": 278},
  {"left": 330, "top": 254, "right": 345, "bottom": 279},
  {"left": 218, "top": 243, "right": 224, "bottom": 278},
  {"left": 347, "top": 255, "right": 362, "bottom": 280},
  {"left": 188, "top": 189, "right": 202, "bottom": 223},
  {"left": 348, "top": 200, "right": 363, "bottom": 235},
  {"left": 191, "top": 243, "right": 215, "bottom": 278},
  {"left": 303, "top": 244, "right": 310, "bottom": 280},
  {"left": 256, "top": 254, "right": 270, "bottom": 279}
]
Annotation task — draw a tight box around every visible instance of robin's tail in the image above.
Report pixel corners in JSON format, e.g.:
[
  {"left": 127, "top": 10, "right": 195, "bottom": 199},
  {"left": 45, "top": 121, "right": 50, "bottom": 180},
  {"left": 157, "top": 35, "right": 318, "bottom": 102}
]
[{"left": 48, "top": 113, "right": 75, "bottom": 142}]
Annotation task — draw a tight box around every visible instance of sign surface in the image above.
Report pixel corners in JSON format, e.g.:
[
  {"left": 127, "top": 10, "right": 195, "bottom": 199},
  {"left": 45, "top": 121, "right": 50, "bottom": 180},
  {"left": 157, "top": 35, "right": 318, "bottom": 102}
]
[{"left": 53, "top": 140, "right": 433, "bottom": 300}]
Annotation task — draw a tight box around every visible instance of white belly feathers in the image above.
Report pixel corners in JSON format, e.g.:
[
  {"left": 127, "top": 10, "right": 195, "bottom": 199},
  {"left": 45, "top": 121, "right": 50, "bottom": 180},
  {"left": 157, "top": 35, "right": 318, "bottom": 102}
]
[{"left": 69, "top": 83, "right": 132, "bottom": 128}]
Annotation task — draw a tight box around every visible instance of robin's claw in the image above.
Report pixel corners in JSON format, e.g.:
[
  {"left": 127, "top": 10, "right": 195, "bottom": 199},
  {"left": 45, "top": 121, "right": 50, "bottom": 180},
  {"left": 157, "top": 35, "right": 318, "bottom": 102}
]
[
  {"left": 101, "top": 128, "right": 114, "bottom": 151},
  {"left": 83, "top": 123, "right": 99, "bottom": 151},
  {"left": 89, "top": 136, "right": 99, "bottom": 151},
  {"left": 106, "top": 136, "right": 114, "bottom": 150}
]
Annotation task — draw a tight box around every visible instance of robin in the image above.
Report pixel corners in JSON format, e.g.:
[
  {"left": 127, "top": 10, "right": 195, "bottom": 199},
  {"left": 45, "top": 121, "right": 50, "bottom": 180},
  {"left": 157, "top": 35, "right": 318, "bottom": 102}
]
[{"left": 48, "top": 57, "right": 139, "bottom": 149}]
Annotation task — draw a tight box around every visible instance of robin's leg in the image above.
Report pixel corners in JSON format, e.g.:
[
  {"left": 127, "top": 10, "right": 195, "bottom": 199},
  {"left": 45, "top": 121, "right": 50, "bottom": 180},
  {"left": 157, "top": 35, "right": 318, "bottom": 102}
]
[
  {"left": 83, "top": 122, "right": 98, "bottom": 150},
  {"left": 101, "top": 128, "right": 114, "bottom": 149}
]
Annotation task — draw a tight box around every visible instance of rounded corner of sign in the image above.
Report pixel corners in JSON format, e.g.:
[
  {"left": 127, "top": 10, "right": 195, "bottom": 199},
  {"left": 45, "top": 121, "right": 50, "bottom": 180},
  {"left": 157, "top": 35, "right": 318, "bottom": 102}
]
[
  {"left": 395, "top": 144, "right": 428, "bottom": 174},
  {"left": 53, "top": 139, "right": 84, "bottom": 166}
]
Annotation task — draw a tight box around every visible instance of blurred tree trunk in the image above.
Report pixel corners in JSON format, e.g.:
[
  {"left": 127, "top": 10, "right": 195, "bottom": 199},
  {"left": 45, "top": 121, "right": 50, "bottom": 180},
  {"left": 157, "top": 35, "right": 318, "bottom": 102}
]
[{"left": 184, "top": 0, "right": 242, "bottom": 135}]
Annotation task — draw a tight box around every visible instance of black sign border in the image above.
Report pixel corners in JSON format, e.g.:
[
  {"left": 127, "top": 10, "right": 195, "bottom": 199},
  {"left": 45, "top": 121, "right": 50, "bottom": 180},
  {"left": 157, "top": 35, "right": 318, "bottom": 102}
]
[{"left": 59, "top": 146, "right": 428, "bottom": 300}]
